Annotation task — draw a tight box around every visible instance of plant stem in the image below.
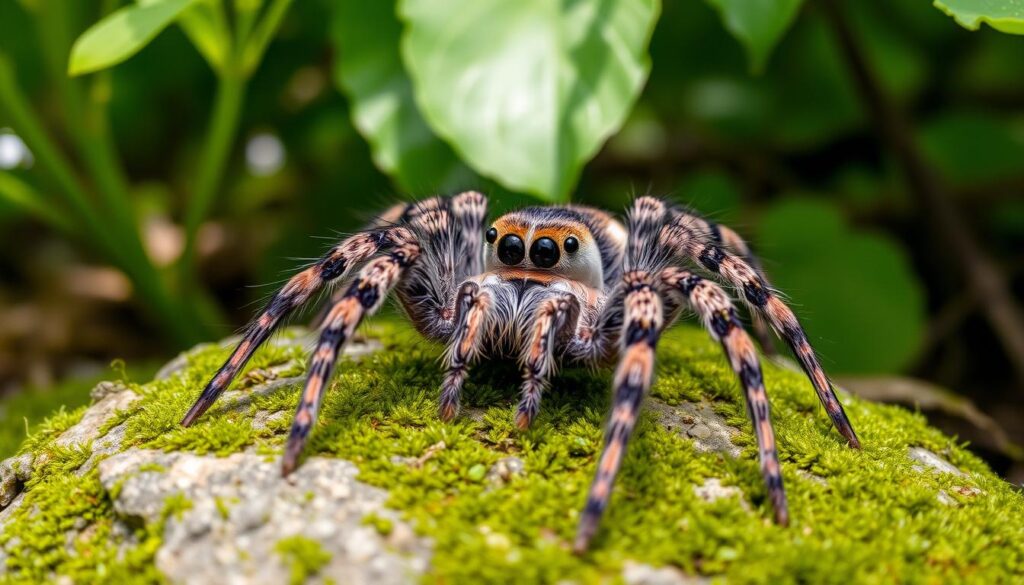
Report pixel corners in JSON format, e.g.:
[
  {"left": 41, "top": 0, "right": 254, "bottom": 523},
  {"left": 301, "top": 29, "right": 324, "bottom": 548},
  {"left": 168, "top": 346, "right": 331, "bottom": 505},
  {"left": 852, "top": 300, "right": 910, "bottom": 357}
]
[
  {"left": 242, "top": 0, "right": 294, "bottom": 74},
  {"left": 0, "top": 54, "right": 204, "bottom": 347},
  {"left": 821, "top": 0, "right": 1024, "bottom": 385},
  {"left": 180, "top": 70, "right": 248, "bottom": 295},
  {"left": 0, "top": 171, "right": 78, "bottom": 235},
  {"left": 0, "top": 55, "right": 118, "bottom": 261},
  {"left": 176, "top": 0, "right": 295, "bottom": 326},
  {"left": 179, "top": 0, "right": 295, "bottom": 296},
  {"left": 36, "top": 1, "right": 139, "bottom": 253},
  {"left": 39, "top": 0, "right": 211, "bottom": 344}
]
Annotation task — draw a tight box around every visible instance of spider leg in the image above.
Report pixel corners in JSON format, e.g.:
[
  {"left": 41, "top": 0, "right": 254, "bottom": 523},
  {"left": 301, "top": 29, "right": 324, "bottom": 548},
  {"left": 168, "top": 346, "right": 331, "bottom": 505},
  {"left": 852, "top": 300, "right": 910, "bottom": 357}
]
[
  {"left": 714, "top": 223, "right": 778, "bottom": 355},
  {"left": 398, "top": 191, "right": 489, "bottom": 340},
  {"left": 438, "top": 281, "right": 493, "bottom": 420},
  {"left": 661, "top": 267, "right": 788, "bottom": 525},
  {"left": 281, "top": 242, "right": 420, "bottom": 475},
  {"left": 516, "top": 292, "right": 581, "bottom": 429},
  {"left": 575, "top": 271, "right": 663, "bottom": 554},
  {"left": 181, "top": 225, "right": 415, "bottom": 427},
  {"left": 656, "top": 202, "right": 860, "bottom": 448},
  {"left": 450, "top": 190, "right": 488, "bottom": 279}
]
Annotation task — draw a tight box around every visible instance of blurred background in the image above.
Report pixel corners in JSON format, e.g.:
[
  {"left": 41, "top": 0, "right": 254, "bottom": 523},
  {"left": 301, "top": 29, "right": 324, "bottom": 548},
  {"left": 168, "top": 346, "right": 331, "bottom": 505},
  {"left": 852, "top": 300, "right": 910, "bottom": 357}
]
[{"left": 1, "top": 0, "right": 1022, "bottom": 478}]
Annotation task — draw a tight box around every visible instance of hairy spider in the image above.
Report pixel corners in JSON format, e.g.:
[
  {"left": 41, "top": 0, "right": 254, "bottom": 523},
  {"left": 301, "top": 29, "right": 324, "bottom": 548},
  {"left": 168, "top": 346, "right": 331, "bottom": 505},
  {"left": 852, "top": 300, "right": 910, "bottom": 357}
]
[{"left": 181, "top": 192, "right": 860, "bottom": 552}]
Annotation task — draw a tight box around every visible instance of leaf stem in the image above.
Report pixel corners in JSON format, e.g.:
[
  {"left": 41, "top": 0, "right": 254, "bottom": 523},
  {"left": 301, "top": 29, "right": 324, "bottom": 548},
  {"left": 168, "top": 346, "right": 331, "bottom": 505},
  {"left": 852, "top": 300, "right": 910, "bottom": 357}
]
[
  {"left": 241, "top": 0, "right": 294, "bottom": 74},
  {"left": 0, "top": 171, "right": 78, "bottom": 236},
  {"left": 0, "top": 53, "right": 204, "bottom": 346},
  {"left": 179, "top": 68, "right": 248, "bottom": 295},
  {"left": 179, "top": 0, "right": 295, "bottom": 293}
]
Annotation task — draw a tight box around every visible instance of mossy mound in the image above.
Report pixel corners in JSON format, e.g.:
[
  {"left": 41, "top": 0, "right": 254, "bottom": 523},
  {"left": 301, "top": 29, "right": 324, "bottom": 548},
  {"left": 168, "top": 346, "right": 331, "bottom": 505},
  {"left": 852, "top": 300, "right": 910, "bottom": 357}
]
[{"left": 1, "top": 321, "right": 1022, "bottom": 584}]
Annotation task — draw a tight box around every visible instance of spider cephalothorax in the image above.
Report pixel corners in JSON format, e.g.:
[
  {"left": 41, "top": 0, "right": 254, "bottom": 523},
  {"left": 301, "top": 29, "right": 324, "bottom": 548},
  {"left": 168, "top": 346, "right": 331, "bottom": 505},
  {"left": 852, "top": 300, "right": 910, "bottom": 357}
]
[{"left": 181, "top": 192, "right": 860, "bottom": 552}]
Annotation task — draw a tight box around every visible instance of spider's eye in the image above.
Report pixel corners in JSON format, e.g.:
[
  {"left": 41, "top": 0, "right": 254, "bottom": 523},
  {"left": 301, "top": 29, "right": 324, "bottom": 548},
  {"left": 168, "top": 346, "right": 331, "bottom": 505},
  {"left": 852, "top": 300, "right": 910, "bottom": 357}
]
[
  {"left": 497, "top": 234, "right": 525, "bottom": 265},
  {"left": 563, "top": 236, "right": 579, "bottom": 253},
  {"left": 529, "top": 237, "right": 560, "bottom": 268},
  {"left": 485, "top": 227, "right": 498, "bottom": 243}
]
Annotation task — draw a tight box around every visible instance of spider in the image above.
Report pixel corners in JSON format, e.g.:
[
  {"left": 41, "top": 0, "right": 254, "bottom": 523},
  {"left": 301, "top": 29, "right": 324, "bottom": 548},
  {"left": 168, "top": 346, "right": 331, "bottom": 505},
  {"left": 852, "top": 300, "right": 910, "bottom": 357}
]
[{"left": 180, "top": 191, "right": 860, "bottom": 552}]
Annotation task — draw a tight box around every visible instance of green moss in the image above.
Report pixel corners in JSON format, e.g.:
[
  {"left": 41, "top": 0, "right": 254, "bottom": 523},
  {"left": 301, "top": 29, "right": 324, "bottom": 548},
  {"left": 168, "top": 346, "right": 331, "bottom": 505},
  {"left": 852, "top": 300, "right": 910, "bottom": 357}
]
[
  {"left": 3, "top": 320, "right": 1023, "bottom": 584},
  {"left": 362, "top": 512, "right": 394, "bottom": 536},
  {"left": 214, "top": 496, "right": 231, "bottom": 520},
  {"left": 137, "top": 463, "right": 167, "bottom": 474},
  {"left": 274, "top": 535, "right": 331, "bottom": 585}
]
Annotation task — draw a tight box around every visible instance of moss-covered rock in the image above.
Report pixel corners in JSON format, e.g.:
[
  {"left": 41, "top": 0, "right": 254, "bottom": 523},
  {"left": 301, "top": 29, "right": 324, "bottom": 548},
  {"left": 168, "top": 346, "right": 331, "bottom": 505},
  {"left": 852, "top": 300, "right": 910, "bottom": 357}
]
[{"left": 1, "top": 321, "right": 1022, "bottom": 584}]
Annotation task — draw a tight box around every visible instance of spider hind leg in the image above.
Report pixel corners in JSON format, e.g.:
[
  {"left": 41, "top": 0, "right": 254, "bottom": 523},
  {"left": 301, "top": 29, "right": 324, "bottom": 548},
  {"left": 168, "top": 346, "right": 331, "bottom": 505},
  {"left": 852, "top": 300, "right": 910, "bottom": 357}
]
[
  {"left": 656, "top": 198, "right": 860, "bottom": 448},
  {"left": 661, "top": 267, "right": 789, "bottom": 525}
]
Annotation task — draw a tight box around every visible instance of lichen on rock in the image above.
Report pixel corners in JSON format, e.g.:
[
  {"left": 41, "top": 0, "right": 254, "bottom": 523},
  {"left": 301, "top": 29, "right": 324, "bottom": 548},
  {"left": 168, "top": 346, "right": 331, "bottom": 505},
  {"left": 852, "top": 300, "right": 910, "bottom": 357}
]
[{"left": 0, "top": 321, "right": 1022, "bottom": 584}]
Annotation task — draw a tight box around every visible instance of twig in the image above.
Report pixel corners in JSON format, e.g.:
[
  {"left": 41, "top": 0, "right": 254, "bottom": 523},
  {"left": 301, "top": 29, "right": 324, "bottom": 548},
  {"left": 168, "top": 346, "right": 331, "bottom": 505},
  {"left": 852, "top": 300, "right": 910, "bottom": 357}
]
[{"left": 821, "top": 0, "right": 1024, "bottom": 385}]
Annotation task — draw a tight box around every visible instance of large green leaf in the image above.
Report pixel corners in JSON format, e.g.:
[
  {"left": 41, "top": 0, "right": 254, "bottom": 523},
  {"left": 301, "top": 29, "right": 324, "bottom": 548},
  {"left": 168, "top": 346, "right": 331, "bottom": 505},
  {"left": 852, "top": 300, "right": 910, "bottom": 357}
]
[
  {"left": 757, "top": 199, "right": 926, "bottom": 374},
  {"left": 934, "top": 0, "right": 1024, "bottom": 34},
  {"left": 918, "top": 111, "right": 1024, "bottom": 186},
  {"left": 68, "top": 0, "right": 200, "bottom": 76},
  {"left": 398, "top": 0, "right": 660, "bottom": 201},
  {"left": 331, "top": 1, "right": 471, "bottom": 192},
  {"left": 704, "top": 0, "right": 804, "bottom": 72}
]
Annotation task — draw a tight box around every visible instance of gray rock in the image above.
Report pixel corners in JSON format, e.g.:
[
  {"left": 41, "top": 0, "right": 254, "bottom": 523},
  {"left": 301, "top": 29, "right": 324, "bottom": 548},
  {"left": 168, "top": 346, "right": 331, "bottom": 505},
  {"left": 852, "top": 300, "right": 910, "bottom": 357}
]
[
  {"left": 485, "top": 456, "right": 525, "bottom": 486},
  {"left": 98, "top": 450, "right": 431, "bottom": 585},
  {"left": 56, "top": 385, "right": 139, "bottom": 449},
  {"left": 0, "top": 454, "right": 32, "bottom": 508},
  {"left": 622, "top": 561, "right": 709, "bottom": 585},
  {"left": 155, "top": 352, "right": 192, "bottom": 381},
  {"left": 647, "top": 399, "right": 742, "bottom": 457},
  {"left": 908, "top": 447, "right": 965, "bottom": 477},
  {"left": 692, "top": 478, "right": 746, "bottom": 507},
  {"left": 251, "top": 410, "right": 287, "bottom": 432}
]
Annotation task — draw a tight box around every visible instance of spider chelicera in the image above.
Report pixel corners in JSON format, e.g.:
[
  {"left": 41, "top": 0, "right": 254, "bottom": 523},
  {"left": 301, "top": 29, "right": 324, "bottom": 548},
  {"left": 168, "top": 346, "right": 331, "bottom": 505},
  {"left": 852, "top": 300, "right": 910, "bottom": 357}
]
[{"left": 180, "top": 191, "right": 860, "bottom": 552}]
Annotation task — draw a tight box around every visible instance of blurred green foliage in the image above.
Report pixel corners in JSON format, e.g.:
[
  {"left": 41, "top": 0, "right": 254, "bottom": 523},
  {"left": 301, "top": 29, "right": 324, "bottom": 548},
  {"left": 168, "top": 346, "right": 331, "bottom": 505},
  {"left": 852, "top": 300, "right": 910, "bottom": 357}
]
[
  {"left": 0, "top": 362, "right": 158, "bottom": 458},
  {"left": 0, "top": 0, "right": 1022, "bottom": 380},
  {"left": 757, "top": 199, "right": 925, "bottom": 373}
]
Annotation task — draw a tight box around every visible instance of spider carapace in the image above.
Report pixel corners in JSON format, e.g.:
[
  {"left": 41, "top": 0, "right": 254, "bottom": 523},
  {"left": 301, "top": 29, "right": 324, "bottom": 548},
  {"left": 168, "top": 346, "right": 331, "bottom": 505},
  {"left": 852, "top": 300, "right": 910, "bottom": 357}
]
[{"left": 180, "top": 192, "right": 860, "bottom": 552}]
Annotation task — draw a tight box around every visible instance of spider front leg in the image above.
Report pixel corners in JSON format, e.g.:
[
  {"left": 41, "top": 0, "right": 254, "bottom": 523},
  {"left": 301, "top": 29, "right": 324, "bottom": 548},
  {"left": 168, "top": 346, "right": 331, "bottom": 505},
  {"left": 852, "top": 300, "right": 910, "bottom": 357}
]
[
  {"left": 181, "top": 225, "right": 415, "bottom": 426},
  {"left": 516, "top": 292, "right": 581, "bottom": 429},
  {"left": 282, "top": 242, "right": 420, "bottom": 475},
  {"left": 661, "top": 267, "right": 788, "bottom": 525},
  {"left": 659, "top": 210, "right": 861, "bottom": 449},
  {"left": 438, "top": 281, "right": 493, "bottom": 421},
  {"left": 575, "top": 271, "right": 663, "bottom": 553}
]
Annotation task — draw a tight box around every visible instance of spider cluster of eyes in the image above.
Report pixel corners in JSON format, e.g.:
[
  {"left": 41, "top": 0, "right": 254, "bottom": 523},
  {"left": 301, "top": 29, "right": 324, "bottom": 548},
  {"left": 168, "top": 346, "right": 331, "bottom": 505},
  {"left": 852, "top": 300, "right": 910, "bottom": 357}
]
[{"left": 485, "top": 226, "right": 580, "bottom": 268}]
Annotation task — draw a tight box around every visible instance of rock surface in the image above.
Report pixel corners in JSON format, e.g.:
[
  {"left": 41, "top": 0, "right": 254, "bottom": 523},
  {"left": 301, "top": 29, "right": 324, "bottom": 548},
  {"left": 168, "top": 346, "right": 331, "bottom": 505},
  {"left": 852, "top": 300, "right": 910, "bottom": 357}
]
[
  {"left": 98, "top": 450, "right": 428, "bottom": 585},
  {"left": 0, "top": 325, "right": 1021, "bottom": 584}
]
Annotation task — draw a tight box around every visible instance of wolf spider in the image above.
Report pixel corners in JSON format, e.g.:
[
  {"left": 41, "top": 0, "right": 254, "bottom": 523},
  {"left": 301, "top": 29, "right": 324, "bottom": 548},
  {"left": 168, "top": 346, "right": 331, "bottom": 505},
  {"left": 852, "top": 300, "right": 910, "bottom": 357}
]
[{"left": 181, "top": 192, "right": 860, "bottom": 552}]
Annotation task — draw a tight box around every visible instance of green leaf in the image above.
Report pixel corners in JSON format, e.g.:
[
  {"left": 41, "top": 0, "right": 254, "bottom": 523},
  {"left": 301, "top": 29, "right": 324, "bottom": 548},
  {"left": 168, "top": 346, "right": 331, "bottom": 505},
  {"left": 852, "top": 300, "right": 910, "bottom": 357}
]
[
  {"left": 68, "top": 0, "right": 200, "bottom": 76},
  {"left": 398, "top": 0, "right": 660, "bottom": 201},
  {"left": 331, "top": 1, "right": 472, "bottom": 192},
  {"left": 933, "top": 0, "right": 1024, "bottom": 34},
  {"left": 177, "top": 0, "right": 231, "bottom": 72},
  {"left": 918, "top": 111, "right": 1024, "bottom": 186},
  {"left": 757, "top": 198, "right": 926, "bottom": 374},
  {"left": 704, "top": 0, "right": 804, "bottom": 72}
]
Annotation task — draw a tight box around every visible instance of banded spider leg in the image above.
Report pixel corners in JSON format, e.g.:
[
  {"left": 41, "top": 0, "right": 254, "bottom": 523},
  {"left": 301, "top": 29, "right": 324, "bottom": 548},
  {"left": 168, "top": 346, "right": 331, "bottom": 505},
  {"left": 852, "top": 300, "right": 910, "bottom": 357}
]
[{"left": 182, "top": 192, "right": 489, "bottom": 476}]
